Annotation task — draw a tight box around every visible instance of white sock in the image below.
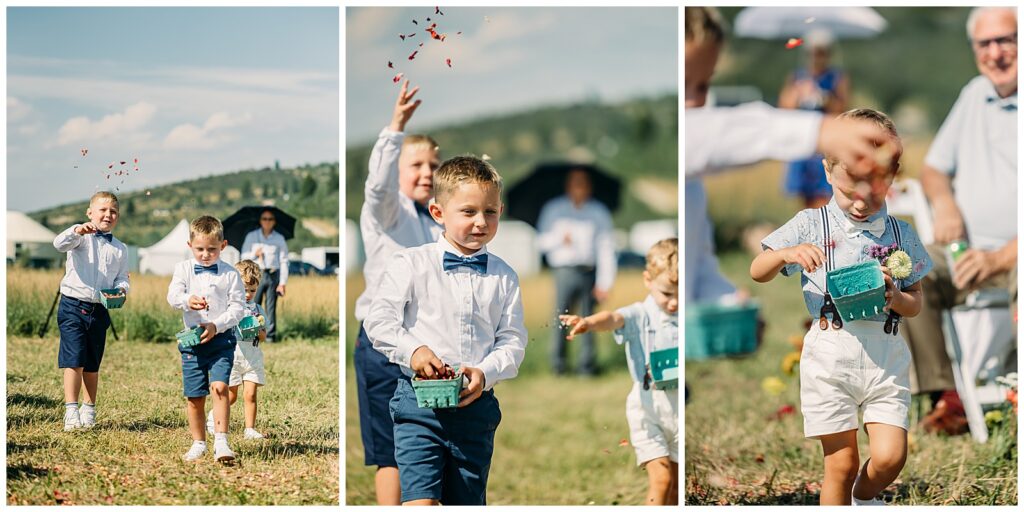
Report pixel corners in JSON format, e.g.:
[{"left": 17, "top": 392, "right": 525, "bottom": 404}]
[
  {"left": 214, "top": 432, "right": 228, "bottom": 444},
  {"left": 81, "top": 403, "right": 95, "bottom": 412},
  {"left": 192, "top": 440, "right": 207, "bottom": 449},
  {"left": 65, "top": 402, "right": 79, "bottom": 411}
]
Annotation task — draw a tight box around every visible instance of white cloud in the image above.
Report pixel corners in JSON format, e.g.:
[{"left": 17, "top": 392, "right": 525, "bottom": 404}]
[
  {"left": 347, "top": 7, "right": 403, "bottom": 43},
  {"left": 163, "top": 111, "right": 252, "bottom": 150},
  {"left": 57, "top": 101, "right": 156, "bottom": 145},
  {"left": 8, "top": 96, "right": 32, "bottom": 122}
]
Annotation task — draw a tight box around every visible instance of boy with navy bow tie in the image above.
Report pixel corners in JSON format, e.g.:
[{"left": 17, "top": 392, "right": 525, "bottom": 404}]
[
  {"left": 53, "top": 191, "right": 130, "bottom": 431},
  {"left": 751, "top": 109, "right": 933, "bottom": 505},
  {"left": 365, "top": 155, "right": 528, "bottom": 505},
  {"left": 167, "top": 215, "right": 246, "bottom": 463}
]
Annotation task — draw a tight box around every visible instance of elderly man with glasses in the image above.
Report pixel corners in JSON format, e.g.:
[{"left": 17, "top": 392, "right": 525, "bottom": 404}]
[
  {"left": 241, "top": 208, "right": 290, "bottom": 343},
  {"left": 901, "top": 6, "right": 1018, "bottom": 435}
]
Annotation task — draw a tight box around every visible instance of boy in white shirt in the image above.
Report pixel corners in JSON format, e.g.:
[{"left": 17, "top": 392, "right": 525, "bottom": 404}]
[
  {"left": 560, "top": 238, "right": 679, "bottom": 505},
  {"left": 53, "top": 191, "right": 130, "bottom": 431},
  {"left": 206, "top": 259, "right": 268, "bottom": 440},
  {"left": 365, "top": 155, "right": 528, "bottom": 505},
  {"left": 167, "top": 216, "right": 246, "bottom": 462}
]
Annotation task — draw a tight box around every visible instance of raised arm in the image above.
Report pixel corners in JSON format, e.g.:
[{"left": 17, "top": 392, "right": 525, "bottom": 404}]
[
  {"left": 364, "top": 81, "right": 421, "bottom": 232},
  {"left": 559, "top": 310, "right": 625, "bottom": 340},
  {"left": 53, "top": 225, "right": 87, "bottom": 253}
]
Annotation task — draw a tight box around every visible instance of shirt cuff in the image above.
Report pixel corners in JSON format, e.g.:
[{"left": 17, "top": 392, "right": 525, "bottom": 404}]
[
  {"left": 476, "top": 358, "right": 501, "bottom": 391},
  {"left": 379, "top": 126, "right": 405, "bottom": 143}
]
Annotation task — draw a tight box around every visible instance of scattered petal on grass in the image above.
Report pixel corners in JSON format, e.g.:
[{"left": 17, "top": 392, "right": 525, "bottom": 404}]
[
  {"left": 618, "top": 438, "right": 629, "bottom": 447},
  {"left": 781, "top": 351, "right": 801, "bottom": 375},
  {"left": 761, "top": 376, "right": 786, "bottom": 396}
]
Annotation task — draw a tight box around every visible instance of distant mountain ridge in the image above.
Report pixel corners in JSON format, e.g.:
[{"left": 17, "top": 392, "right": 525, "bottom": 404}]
[{"left": 30, "top": 162, "right": 340, "bottom": 251}]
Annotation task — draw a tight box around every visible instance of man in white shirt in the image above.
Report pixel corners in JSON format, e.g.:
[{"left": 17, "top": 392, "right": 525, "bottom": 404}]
[
  {"left": 901, "top": 6, "right": 1018, "bottom": 435},
  {"left": 537, "top": 168, "right": 616, "bottom": 376},
  {"left": 240, "top": 209, "right": 289, "bottom": 343}
]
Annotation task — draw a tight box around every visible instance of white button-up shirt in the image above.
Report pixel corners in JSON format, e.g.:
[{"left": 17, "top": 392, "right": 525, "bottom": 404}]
[
  {"left": 241, "top": 229, "right": 290, "bottom": 285},
  {"left": 536, "top": 196, "right": 617, "bottom": 291},
  {"left": 925, "top": 75, "right": 1017, "bottom": 251},
  {"left": 355, "top": 127, "right": 444, "bottom": 321},
  {"left": 364, "top": 235, "right": 528, "bottom": 390},
  {"left": 53, "top": 226, "right": 130, "bottom": 303},
  {"left": 166, "top": 258, "right": 246, "bottom": 334},
  {"left": 684, "top": 102, "right": 822, "bottom": 302}
]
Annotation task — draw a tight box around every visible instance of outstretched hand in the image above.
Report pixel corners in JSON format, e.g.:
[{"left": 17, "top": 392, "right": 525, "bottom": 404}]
[
  {"left": 558, "top": 314, "right": 590, "bottom": 340},
  {"left": 389, "top": 80, "right": 422, "bottom": 133}
]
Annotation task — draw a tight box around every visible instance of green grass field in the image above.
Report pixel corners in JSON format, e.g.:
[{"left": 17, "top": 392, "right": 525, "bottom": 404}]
[
  {"left": 6, "top": 336, "right": 339, "bottom": 506},
  {"left": 344, "top": 270, "right": 667, "bottom": 505},
  {"left": 685, "top": 252, "right": 1018, "bottom": 506}
]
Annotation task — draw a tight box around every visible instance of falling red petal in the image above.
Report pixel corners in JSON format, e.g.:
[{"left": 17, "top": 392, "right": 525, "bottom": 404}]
[
  {"left": 412, "top": 19, "right": 418, "bottom": 25},
  {"left": 419, "top": 42, "right": 424, "bottom": 47},
  {"left": 393, "top": 73, "right": 404, "bottom": 83},
  {"left": 446, "top": 58, "right": 452, "bottom": 68},
  {"left": 436, "top": 6, "right": 441, "bottom": 15},
  {"left": 440, "top": 34, "right": 446, "bottom": 42},
  {"left": 120, "top": 161, "right": 126, "bottom": 165},
  {"left": 457, "top": 31, "right": 462, "bottom": 35},
  {"left": 408, "top": 50, "right": 418, "bottom": 60},
  {"left": 426, "top": 17, "right": 431, "bottom": 22},
  {"left": 408, "top": 32, "right": 416, "bottom": 38},
  {"left": 388, "top": 61, "right": 394, "bottom": 68},
  {"left": 400, "top": 34, "right": 406, "bottom": 41},
  {"left": 108, "top": 164, "right": 113, "bottom": 169},
  {"left": 785, "top": 38, "right": 803, "bottom": 49},
  {"left": 133, "top": 158, "right": 138, "bottom": 163}
]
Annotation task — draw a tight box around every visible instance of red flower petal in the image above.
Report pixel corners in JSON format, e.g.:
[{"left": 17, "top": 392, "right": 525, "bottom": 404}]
[
  {"left": 785, "top": 38, "right": 803, "bottom": 49},
  {"left": 393, "top": 73, "right": 404, "bottom": 83},
  {"left": 446, "top": 58, "right": 452, "bottom": 67},
  {"left": 408, "top": 50, "right": 418, "bottom": 60},
  {"left": 388, "top": 61, "right": 394, "bottom": 68}
]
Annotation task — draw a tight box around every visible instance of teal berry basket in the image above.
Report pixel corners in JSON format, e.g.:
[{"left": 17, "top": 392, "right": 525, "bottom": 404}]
[
  {"left": 98, "top": 288, "right": 125, "bottom": 309},
  {"left": 235, "top": 316, "right": 260, "bottom": 341},
  {"left": 649, "top": 347, "right": 679, "bottom": 390},
  {"left": 826, "top": 261, "right": 886, "bottom": 321},
  {"left": 411, "top": 370, "right": 464, "bottom": 409},
  {"left": 684, "top": 302, "right": 759, "bottom": 361},
  {"left": 176, "top": 326, "right": 204, "bottom": 348}
]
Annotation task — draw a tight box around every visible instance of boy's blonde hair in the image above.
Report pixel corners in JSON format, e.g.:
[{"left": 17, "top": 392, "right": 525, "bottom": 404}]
[
  {"left": 90, "top": 191, "right": 119, "bottom": 207},
  {"left": 646, "top": 238, "right": 678, "bottom": 283},
  {"left": 824, "top": 108, "right": 901, "bottom": 172},
  {"left": 235, "top": 259, "right": 262, "bottom": 288},
  {"left": 189, "top": 215, "right": 224, "bottom": 241},
  {"left": 433, "top": 156, "right": 503, "bottom": 205},
  {"left": 685, "top": 7, "right": 726, "bottom": 44},
  {"left": 403, "top": 134, "right": 439, "bottom": 154}
]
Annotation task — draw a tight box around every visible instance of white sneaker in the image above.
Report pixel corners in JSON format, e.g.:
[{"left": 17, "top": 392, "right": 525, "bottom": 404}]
[
  {"left": 244, "top": 428, "right": 265, "bottom": 440},
  {"left": 206, "top": 410, "right": 215, "bottom": 435},
  {"left": 853, "top": 495, "right": 887, "bottom": 506},
  {"left": 183, "top": 442, "right": 207, "bottom": 462},
  {"left": 63, "top": 408, "right": 81, "bottom": 431},
  {"left": 214, "top": 442, "right": 236, "bottom": 463},
  {"left": 79, "top": 405, "right": 95, "bottom": 428}
]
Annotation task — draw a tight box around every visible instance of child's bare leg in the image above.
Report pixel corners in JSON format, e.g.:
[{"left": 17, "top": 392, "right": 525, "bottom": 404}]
[
  {"left": 63, "top": 368, "right": 83, "bottom": 404},
  {"left": 228, "top": 385, "right": 239, "bottom": 406},
  {"left": 403, "top": 498, "right": 439, "bottom": 506},
  {"left": 242, "top": 381, "right": 258, "bottom": 429},
  {"left": 644, "top": 456, "right": 673, "bottom": 505},
  {"left": 81, "top": 371, "right": 99, "bottom": 404},
  {"left": 853, "top": 423, "right": 907, "bottom": 500},
  {"left": 375, "top": 467, "right": 401, "bottom": 505},
  {"left": 819, "top": 429, "right": 859, "bottom": 505},
  {"left": 211, "top": 382, "right": 231, "bottom": 433},
  {"left": 668, "top": 461, "right": 679, "bottom": 505},
  {"left": 186, "top": 397, "right": 207, "bottom": 441}
]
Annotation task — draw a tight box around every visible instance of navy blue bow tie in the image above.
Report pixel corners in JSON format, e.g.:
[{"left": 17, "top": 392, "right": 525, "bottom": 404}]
[
  {"left": 194, "top": 264, "right": 218, "bottom": 275},
  {"left": 414, "top": 201, "right": 433, "bottom": 219},
  {"left": 442, "top": 252, "right": 488, "bottom": 274},
  {"left": 94, "top": 232, "right": 113, "bottom": 242}
]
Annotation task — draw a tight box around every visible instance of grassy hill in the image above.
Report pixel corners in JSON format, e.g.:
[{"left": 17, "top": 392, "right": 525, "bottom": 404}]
[
  {"left": 345, "top": 94, "right": 679, "bottom": 228},
  {"left": 29, "top": 162, "right": 340, "bottom": 251}
]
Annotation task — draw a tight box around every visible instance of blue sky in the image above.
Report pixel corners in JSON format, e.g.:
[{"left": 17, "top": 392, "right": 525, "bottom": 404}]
[
  {"left": 7, "top": 7, "right": 339, "bottom": 211},
  {"left": 346, "top": 7, "right": 677, "bottom": 144}
]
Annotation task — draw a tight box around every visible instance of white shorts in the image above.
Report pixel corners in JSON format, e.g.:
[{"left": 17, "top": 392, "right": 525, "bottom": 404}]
[
  {"left": 228, "top": 342, "right": 266, "bottom": 387},
  {"left": 800, "top": 320, "right": 911, "bottom": 439},
  {"left": 625, "top": 381, "right": 679, "bottom": 466}
]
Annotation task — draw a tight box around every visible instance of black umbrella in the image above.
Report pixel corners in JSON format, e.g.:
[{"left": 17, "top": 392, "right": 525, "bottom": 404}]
[
  {"left": 506, "top": 162, "right": 621, "bottom": 227},
  {"left": 222, "top": 206, "right": 297, "bottom": 251}
]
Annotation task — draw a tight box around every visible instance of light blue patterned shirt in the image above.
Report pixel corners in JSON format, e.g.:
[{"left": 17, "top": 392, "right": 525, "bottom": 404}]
[
  {"left": 761, "top": 198, "right": 933, "bottom": 322},
  {"left": 613, "top": 296, "right": 678, "bottom": 383}
]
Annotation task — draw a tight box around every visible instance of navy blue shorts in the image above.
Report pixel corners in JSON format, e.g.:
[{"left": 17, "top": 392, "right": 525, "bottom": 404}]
[
  {"left": 354, "top": 324, "right": 409, "bottom": 467},
  {"left": 179, "top": 331, "right": 235, "bottom": 398},
  {"left": 57, "top": 295, "right": 111, "bottom": 372},
  {"left": 390, "top": 378, "right": 502, "bottom": 505}
]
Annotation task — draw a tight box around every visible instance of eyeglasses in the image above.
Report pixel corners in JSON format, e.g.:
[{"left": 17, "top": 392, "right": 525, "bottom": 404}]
[
  {"left": 972, "top": 32, "right": 1017, "bottom": 53},
  {"left": 260, "top": 217, "right": 275, "bottom": 221}
]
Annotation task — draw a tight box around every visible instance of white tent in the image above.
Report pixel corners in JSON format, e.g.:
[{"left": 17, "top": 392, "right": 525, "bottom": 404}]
[
  {"left": 139, "top": 219, "right": 239, "bottom": 275},
  {"left": 7, "top": 211, "right": 60, "bottom": 267},
  {"left": 488, "top": 220, "right": 540, "bottom": 277}
]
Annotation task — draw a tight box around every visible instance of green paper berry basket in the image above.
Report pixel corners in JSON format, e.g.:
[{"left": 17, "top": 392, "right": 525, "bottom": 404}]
[
  {"left": 234, "top": 316, "right": 260, "bottom": 341},
  {"left": 826, "top": 261, "right": 886, "bottom": 321},
  {"left": 649, "top": 347, "right": 679, "bottom": 390},
  {"left": 685, "top": 302, "right": 759, "bottom": 361},
  {"left": 98, "top": 288, "right": 125, "bottom": 309},
  {"left": 411, "top": 370, "right": 464, "bottom": 409},
  {"left": 176, "top": 326, "right": 204, "bottom": 348}
]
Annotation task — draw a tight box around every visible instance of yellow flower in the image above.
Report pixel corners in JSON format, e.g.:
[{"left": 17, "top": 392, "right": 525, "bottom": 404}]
[
  {"left": 761, "top": 376, "right": 786, "bottom": 396},
  {"left": 781, "top": 352, "right": 801, "bottom": 375},
  {"left": 886, "top": 250, "right": 913, "bottom": 280},
  {"left": 985, "top": 409, "right": 1005, "bottom": 428},
  {"left": 257, "top": 315, "right": 266, "bottom": 326}
]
